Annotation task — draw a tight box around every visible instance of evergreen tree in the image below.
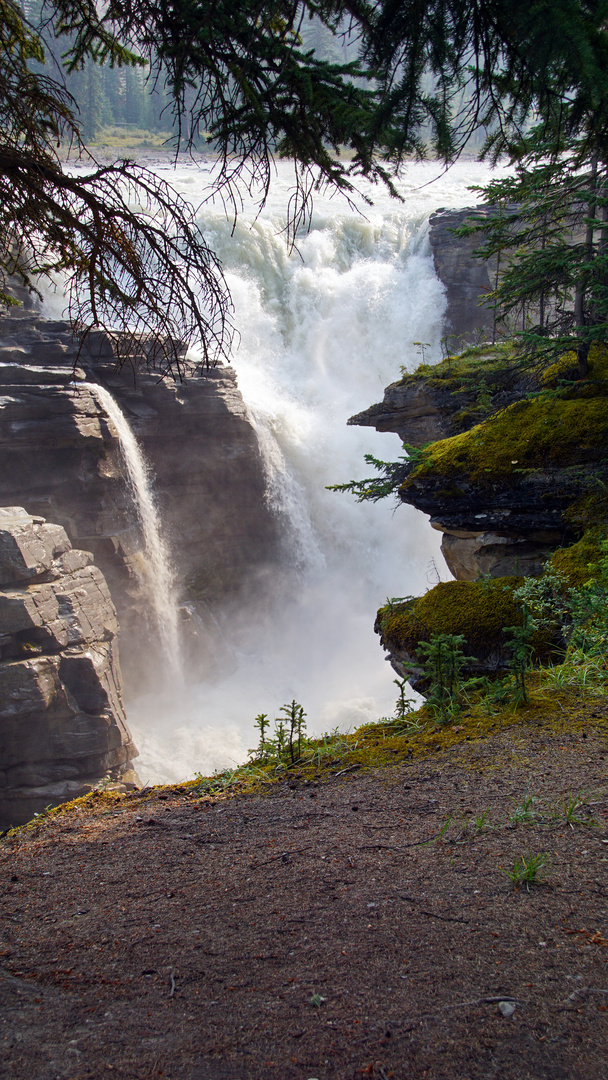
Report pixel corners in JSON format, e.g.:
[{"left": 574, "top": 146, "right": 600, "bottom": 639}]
[
  {"left": 3, "top": 1, "right": 608, "bottom": 375},
  {"left": 460, "top": 140, "right": 608, "bottom": 374}
]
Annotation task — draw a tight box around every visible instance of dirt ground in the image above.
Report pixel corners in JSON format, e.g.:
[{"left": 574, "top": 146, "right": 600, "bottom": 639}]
[{"left": 1, "top": 713, "right": 608, "bottom": 1080}]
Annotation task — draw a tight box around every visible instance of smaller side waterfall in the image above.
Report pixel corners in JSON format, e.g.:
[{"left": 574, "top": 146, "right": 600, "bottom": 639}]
[{"left": 92, "top": 384, "right": 182, "bottom": 680}]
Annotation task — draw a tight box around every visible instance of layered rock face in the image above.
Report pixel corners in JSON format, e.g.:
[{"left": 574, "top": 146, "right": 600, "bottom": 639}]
[
  {"left": 427, "top": 206, "right": 497, "bottom": 350},
  {"left": 0, "top": 314, "right": 280, "bottom": 688},
  {"left": 0, "top": 507, "right": 137, "bottom": 828},
  {"left": 352, "top": 340, "right": 608, "bottom": 682},
  {"left": 349, "top": 348, "right": 565, "bottom": 580}
]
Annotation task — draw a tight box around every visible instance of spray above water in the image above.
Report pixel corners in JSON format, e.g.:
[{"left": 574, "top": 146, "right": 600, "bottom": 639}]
[
  {"left": 92, "top": 384, "right": 183, "bottom": 681},
  {"left": 124, "top": 159, "right": 510, "bottom": 783}
]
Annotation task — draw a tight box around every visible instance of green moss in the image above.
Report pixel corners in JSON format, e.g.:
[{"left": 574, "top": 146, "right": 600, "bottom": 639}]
[
  {"left": 404, "top": 393, "right": 608, "bottom": 488},
  {"left": 587, "top": 342, "right": 608, "bottom": 380},
  {"left": 548, "top": 532, "right": 605, "bottom": 587},
  {"left": 399, "top": 342, "right": 518, "bottom": 392},
  {"left": 540, "top": 351, "right": 580, "bottom": 386},
  {"left": 564, "top": 489, "right": 608, "bottom": 531},
  {"left": 378, "top": 578, "right": 523, "bottom": 657}
]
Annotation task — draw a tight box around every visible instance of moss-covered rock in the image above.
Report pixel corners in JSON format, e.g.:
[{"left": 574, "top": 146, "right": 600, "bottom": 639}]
[
  {"left": 547, "top": 531, "right": 605, "bottom": 587},
  {"left": 403, "top": 343, "right": 608, "bottom": 485},
  {"left": 405, "top": 395, "right": 608, "bottom": 488},
  {"left": 375, "top": 577, "right": 530, "bottom": 688},
  {"left": 349, "top": 343, "right": 536, "bottom": 447},
  {"left": 375, "top": 575, "right": 561, "bottom": 690},
  {"left": 378, "top": 577, "right": 522, "bottom": 655},
  {"left": 396, "top": 345, "right": 608, "bottom": 545}
]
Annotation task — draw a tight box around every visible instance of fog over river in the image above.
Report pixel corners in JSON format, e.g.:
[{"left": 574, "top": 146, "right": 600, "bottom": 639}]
[{"left": 122, "top": 159, "right": 507, "bottom": 783}]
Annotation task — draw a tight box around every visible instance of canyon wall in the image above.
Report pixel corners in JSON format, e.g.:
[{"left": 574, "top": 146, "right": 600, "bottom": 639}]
[
  {"left": 428, "top": 205, "right": 497, "bottom": 350},
  {"left": 0, "top": 314, "right": 280, "bottom": 689},
  {"left": 0, "top": 507, "right": 137, "bottom": 828}
]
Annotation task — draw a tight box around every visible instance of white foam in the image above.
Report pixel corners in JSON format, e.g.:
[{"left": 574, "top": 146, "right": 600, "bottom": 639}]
[{"left": 127, "top": 160, "right": 506, "bottom": 782}]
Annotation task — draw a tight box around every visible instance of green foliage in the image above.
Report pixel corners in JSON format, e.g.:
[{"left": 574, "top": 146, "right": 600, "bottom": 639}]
[
  {"left": 414, "top": 633, "right": 475, "bottom": 724},
  {"left": 463, "top": 157, "right": 608, "bottom": 371},
  {"left": 279, "top": 699, "right": 308, "bottom": 765},
  {"left": 191, "top": 768, "right": 240, "bottom": 795},
  {"left": 503, "top": 852, "right": 548, "bottom": 892},
  {"left": 552, "top": 789, "right": 595, "bottom": 828},
  {"left": 253, "top": 714, "right": 271, "bottom": 762},
  {"left": 307, "top": 727, "right": 354, "bottom": 767},
  {"left": 382, "top": 679, "right": 423, "bottom": 735},
  {"left": 250, "top": 701, "right": 308, "bottom": 767},
  {"left": 393, "top": 678, "right": 417, "bottom": 723},
  {"left": 327, "top": 445, "right": 426, "bottom": 503},
  {"left": 472, "top": 810, "right": 492, "bottom": 833},
  {"left": 509, "top": 793, "right": 539, "bottom": 825},
  {"left": 513, "top": 537, "right": 608, "bottom": 686},
  {"left": 514, "top": 570, "right": 572, "bottom": 636},
  {"left": 413, "top": 341, "right": 431, "bottom": 362},
  {"left": 503, "top": 606, "right": 534, "bottom": 705}
]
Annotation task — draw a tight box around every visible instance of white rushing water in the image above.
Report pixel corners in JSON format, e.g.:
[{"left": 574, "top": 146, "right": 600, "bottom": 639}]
[
  {"left": 120, "top": 158, "right": 509, "bottom": 782},
  {"left": 92, "top": 384, "right": 183, "bottom": 681}
]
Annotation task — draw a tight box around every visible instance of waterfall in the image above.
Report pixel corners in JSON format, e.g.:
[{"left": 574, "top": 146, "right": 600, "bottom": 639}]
[
  {"left": 92, "top": 384, "right": 183, "bottom": 680},
  {"left": 120, "top": 159, "right": 509, "bottom": 783}
]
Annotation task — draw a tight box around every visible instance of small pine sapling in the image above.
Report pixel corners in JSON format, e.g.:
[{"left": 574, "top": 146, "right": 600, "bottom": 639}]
[
  {"left": 393, "top": 678, "right": 411, "bottom": 721},
  {"left": 279, "top": 699, "right": 307, "bottom": 764},
  {"left": 253, "top": 712, "right": 270, "bottom": 761},
  {"left": 504, "top": 604, "right": 534, "bottom": 705},
  {"left": 274, "top": 720, "right": 287, "bottom": 759},
  {"left": 416, "top": 633, "right": 474, "bottom": 724}
]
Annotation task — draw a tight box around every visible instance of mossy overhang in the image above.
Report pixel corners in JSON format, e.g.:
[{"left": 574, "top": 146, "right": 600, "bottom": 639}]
[
  {"left": 375, "top": 576, "right": 558, "bottom": 688},
  {"left": 398, "top": 355, "right": 608, "bottom": 535}
]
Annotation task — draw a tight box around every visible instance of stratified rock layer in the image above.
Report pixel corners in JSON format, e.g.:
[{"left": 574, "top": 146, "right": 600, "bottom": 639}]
[
  {"left": 427, "top": 206, "right": 497, "bottom": 350},
  {"left": 0, "top": 507, "right": 137, "bottom": 828},
  {"left": 354, "top": 340, "right": 608, "bottom": 681},
  {"left": 0, "top": 314, "right": 280, "bottom": 689},
  {"left": 349, "top": 346, "right": 569, "bottom": 580}
]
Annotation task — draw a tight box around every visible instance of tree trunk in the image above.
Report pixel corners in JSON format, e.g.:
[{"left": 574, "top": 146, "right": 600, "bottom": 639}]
[{"left": 575, "top": 158, "right": 598, "bottom": 378}]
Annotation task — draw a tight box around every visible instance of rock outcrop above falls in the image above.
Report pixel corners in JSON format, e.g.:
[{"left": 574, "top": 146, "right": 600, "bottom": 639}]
[
  {"left": 427, "top": 205, "right": 497, "bottom": 351},
  {"left": 349, "top": 345, "right": 570, "bottom": 579},
  {"left": 0, "top": 314, "right": 280, "bottom": 688},
  {"left": 352, "top": 342, "right": 608, "bottom": 683},
  {"left": 0, "top": 507, "right": 137, "bottom": 828}
]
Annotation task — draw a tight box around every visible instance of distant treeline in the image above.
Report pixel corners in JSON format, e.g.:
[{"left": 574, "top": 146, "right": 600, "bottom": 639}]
[{"left": 23, "top": 2, "right": 488, "bottom": 149}]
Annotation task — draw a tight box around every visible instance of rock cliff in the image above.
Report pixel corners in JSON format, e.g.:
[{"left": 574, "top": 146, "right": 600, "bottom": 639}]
[
  {"left": 0, "top": 507, "right": 137, "bottom": 828},
  {"left": 351, "top": 336, "right": 608, "bottom": 684},
  {"left": 427, "top": 206, "right": 497, "bottom": 350},
  {"left": 349, "top": 344, "right": 573, "bottom": 580},
  {"left": 0, "top": 313, "right": 280, "bottom": 688}
]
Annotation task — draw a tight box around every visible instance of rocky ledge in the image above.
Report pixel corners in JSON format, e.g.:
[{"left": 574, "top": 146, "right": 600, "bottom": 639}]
[
  {"left": 0, "top": 507, "right": 138, "bottom": 828},
  {"left": 351, "top": 343, "right": 608, "bottom": 683},
  {"left": 349, "top": 344, "right": 606, "bottom": 580}
]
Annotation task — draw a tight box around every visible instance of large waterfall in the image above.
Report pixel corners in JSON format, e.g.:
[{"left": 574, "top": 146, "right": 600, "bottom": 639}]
[
  {"left": 92, "top": 384, "right": 183, "bottom": 681},
  {"left": 124, "top": 159, "right": 505, "bottom": 783}
]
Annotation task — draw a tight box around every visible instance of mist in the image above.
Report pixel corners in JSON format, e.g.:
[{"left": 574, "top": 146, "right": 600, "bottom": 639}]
[{"left": 122, "top": 160, "right": 507, "bottom": 785}]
